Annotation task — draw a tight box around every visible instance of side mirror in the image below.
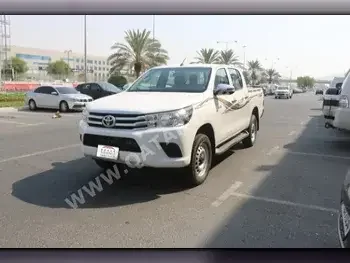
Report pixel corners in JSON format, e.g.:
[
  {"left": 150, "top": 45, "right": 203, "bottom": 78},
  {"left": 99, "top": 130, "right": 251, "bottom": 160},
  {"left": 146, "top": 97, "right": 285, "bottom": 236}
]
[
  {"left": 214, "top": 83, "right": 235, "bottom": 95},
  {"left": 51, "top": 91, "right": 58, "bottom": 95}
]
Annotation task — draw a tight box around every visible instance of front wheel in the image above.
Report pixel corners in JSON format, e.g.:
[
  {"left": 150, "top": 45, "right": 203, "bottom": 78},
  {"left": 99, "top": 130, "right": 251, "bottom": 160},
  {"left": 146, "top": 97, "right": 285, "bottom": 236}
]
[
  {"left": 59, "top": 101, "right": 69, "bottom": 112},
  {"left": 242, "top": 114, "right": 258, "bottom": 148},
  {"left": 185, "top": 134, "right": 213, "bottom": 186}
]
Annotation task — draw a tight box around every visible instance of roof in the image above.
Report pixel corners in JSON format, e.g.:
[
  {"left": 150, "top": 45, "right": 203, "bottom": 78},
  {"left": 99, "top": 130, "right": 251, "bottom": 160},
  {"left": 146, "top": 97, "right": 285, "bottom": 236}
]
[{"left": 152, "top": 64, "right": 241, "bottom": 70}]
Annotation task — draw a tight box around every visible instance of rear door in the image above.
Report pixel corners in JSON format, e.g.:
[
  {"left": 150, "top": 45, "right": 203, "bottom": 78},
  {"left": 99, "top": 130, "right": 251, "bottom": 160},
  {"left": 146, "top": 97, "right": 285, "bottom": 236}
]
[
  {"left": 90, "top": 83, "right": 103, "bottom": 99},
  {"left": 227, "top": 67, "right": 251, "bottom": 132},
  {"left": 323, "top": 88, "right": 341, "bottom": 118}
]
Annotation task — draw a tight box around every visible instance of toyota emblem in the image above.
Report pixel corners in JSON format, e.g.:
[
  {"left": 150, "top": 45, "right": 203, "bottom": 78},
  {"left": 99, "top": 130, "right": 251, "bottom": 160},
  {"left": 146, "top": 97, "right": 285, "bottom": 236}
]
[{"left": 101, "top": 115, "right": 116, "bottom": 128}]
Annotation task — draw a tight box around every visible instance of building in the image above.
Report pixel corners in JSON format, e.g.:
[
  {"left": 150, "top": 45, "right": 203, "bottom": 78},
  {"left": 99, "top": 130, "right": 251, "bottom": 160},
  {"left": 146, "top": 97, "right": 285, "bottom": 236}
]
[{"left": 9, "top": 45, "right": 112, "bottom": 81}]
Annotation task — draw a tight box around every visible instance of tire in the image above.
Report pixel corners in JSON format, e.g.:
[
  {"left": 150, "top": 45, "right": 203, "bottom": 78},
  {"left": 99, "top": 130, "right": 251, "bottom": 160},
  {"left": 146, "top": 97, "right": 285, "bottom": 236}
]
[
  {"left": 242, "top": 114, "right": 258, "bottom": 148},
  {"left": 28, "top": 99, "right": 37, "bottom": 111},
  {"left": 275, "top": 96, "right": 277, "bottom": 99},
  {"left": 185, "top": 134, "right": 213, "bottom": 186},
  {"left": 59, "top": 101, "right": 69, "bottom": 112}
]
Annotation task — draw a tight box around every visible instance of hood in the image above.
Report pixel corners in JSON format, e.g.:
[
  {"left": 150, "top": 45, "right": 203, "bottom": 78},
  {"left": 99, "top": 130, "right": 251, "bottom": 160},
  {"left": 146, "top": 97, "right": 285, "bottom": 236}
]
[
  {"left": 86, "top": 92, "right": 206, "bottom": 114},
  {"left": 62, "top": 93, "right": 92, "bottom": 100}
]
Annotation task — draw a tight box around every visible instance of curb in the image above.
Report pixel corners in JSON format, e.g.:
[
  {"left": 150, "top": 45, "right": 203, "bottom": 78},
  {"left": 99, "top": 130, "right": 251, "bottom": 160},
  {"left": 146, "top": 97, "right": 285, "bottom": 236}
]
[{"left": 0, "top": 106, "right": 28, "bottom": 112}]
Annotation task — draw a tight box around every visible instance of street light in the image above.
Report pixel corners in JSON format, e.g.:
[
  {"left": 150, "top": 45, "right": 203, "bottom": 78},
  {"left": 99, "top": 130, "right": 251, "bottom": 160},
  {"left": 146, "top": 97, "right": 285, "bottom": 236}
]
[
  {"left": 152, "top": 15, "right": 155, "bottom": 42},
  {"left": 242, "top": 45, "right": 247, "bottom": 69},
  {"left": 265, "top": 57, "right": 280, "bottom": 69},
  {"left": 84, "top": 15, "right": 87, "bottom": 83},
  {"left": 217, "top": 40, "right": 237, "bottom": 50},
  {"left": 64, "top": 50, "right": 72, "bottom": 66}
]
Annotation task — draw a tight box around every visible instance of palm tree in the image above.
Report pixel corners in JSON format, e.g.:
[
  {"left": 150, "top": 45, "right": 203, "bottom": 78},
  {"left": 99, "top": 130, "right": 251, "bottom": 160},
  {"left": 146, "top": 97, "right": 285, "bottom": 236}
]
[
  {"left": 263, "top": 68, "right": 281, "bottom": 84},
  {"left": 194, "top": 48, "right": 220, "bottom": 64},
  {"left": 247, "top": 59, "right": 263, "bottom": 85},
  {"left": 218, "top": 49, "right": 243, "bottom": 68},
  {"left": 108, "top": 29, "right": 169, "bottom": 78}
]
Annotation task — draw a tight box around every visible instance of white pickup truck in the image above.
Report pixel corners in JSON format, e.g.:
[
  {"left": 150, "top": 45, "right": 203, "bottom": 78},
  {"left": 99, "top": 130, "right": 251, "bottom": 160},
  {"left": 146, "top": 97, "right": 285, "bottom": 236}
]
[{"left": 79, "top": 64, "right": 264, "bottom": 186}]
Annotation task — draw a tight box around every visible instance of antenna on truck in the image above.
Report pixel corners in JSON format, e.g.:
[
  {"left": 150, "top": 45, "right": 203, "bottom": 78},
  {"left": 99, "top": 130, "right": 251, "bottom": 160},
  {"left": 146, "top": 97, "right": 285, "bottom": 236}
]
[{"left": 180, "top": 58, "right": 186, "bottom": 66}]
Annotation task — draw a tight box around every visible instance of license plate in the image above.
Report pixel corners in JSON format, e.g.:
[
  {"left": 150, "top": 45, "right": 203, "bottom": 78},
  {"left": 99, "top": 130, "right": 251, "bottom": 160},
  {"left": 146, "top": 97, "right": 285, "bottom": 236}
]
[
  {"left": 341, "top": 203, "right": 350, "bottom": 237},
  {"left": 96, "top": 145, "right": 119, "bottom": 160}
]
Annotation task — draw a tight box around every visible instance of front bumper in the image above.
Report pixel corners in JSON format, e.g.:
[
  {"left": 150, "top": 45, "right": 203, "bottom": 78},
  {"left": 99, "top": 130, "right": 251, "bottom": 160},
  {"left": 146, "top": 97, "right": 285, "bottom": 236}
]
[
  {"left": 68, "top": 100, "right": 92, "bottom": 111},
  {"left": 275, "top": 93, "right": 289, "bottom": 97},
  {"left": 79, "top": 120, "right": 194, "bottom": 168}
]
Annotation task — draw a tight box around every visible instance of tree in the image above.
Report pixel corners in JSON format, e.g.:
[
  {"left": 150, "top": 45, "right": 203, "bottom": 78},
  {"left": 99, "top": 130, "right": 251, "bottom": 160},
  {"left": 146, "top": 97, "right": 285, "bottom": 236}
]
[
  {"left": 296, "top": 76, "right": 315, "bottom": 89},
  {"left": 108, "top": 29, "right": 169, "bottom": 78},
  {"left": 46, "top": 60, "right": 71, "bottom": 76},
  {"left": 247, "top": 60, "right": 263, "bottom": 85},
  {"left": 194, "top": 48, "right": 220, "bottom": 64},
  {"left": 108, "top": 75, "right": 127, "bottom": 88},
  {"left": 218, "top": 49, "right": 243, "bottom": 68},
  {"left": 243, "top": 70, "right": 251, "bottom": 85},
  {"left": 10, "top": 57, "right": 28, "bottom": 75},
  {"left": 263, "top": 68, "right": 281, "bottom": 84}
]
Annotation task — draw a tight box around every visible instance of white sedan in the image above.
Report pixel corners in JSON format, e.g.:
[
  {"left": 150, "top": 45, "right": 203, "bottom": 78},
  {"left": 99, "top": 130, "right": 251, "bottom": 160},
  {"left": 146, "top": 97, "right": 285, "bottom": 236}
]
[{"left": 25, "top": 86, "right": 93, "bottom": 112}]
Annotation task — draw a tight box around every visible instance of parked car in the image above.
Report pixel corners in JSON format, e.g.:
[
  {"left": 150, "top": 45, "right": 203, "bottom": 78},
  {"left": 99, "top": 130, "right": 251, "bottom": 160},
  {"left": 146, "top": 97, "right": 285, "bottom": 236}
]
[
  {"left": 25, "top": 86, "right": 93, "bottom": 112},
  {"left": 315, "top": 89, "right": 324, "bottom": 95},
  {"left": 75, "top": 82, "right": 123, "bottom": 100},
  {"left": 331, "top": 74, "right": 350, "bottom": 131},
  {"left": 275, "top": 86, "right": 293, "bottom": 99},
  {"left": 338, "top": 171, "right": 350, "bottom": 248},
  {"left": 79, "top": 64, "right": 264, "bottom": 186},
  {"left": 322, "top": 86, "right": 342, "bottom": 125}
]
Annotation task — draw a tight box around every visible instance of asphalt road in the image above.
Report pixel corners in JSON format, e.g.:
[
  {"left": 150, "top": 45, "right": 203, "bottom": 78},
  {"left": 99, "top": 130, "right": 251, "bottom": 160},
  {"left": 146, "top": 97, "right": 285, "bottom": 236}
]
[{"left": 0, "top": 93, "right": 348, "bottom": 248}]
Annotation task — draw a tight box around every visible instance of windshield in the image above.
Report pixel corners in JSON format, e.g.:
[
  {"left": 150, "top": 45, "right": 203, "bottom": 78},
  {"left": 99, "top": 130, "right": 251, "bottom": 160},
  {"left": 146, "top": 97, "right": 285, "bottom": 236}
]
[
  {"left": 127, "top": 67, "right": 212, "bottom": 93},
  {"left": 277, "top": 87, "right": 289, "bottom": 90},
  {"left": 55, "top": 87, "right": 79, "bottom": 94},
  {"left": 98, "top": 82, "right": 122, "bottom": 93}
]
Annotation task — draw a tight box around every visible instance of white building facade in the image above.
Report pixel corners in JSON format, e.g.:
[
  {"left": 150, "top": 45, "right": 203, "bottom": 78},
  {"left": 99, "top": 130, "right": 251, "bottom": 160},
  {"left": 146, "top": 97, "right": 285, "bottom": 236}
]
[{"left": 9, "top": 45, "right": 111, "bottom": 81}]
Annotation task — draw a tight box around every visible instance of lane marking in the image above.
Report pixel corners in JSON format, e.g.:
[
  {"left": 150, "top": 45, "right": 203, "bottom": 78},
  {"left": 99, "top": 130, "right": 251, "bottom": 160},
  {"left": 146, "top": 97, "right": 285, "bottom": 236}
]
[
  {"left": 229, "top": 192, "right": 338, "bottom": 214},
  {"left": 211, "top": 181, "right": 243, "bottom": 207},
  {"left": 267, "top": 146, "right": 280, "bottom": 156},
  {"left": 0, "top": 144, "right": 80, "bottom": 164},
  {"left": 0, "top": 119, "right": 46, "bottom": 127},
  {"left": 17, "top": 123, "right": 46, "bottom": 127},
  {"left": 288, "top": 131, "right": 296, "bottom": 136}
]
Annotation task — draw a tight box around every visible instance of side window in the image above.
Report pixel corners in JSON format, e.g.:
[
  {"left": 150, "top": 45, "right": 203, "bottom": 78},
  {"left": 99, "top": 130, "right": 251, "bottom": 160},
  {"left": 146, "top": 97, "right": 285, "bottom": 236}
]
[
  {"left": 214, "top": 68, "right": 230, "bottom": 87},
  {"left": 228, "top": 68, "right": 243, "bottom": 90},
  {"left": 45, "top": 87, "right": 56, "bottom": 94},
  {"left": 34, "top": 86, "right": 45, "bottom": 93},
  {"left": 90, "top": 83, "right": 101, "bottom": 91}
]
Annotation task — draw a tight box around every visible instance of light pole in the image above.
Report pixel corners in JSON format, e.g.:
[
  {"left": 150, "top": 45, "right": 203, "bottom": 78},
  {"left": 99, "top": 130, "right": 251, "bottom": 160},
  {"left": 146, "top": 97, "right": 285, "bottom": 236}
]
[
  {"left": 84, "top": 15, "right": 87, "bottom": 83},
  {"left": 217, "top": 40, "right": 237, "bottom": 50},
  {"left": 265, "top": 57, "right": 280, "bottom": 69}
]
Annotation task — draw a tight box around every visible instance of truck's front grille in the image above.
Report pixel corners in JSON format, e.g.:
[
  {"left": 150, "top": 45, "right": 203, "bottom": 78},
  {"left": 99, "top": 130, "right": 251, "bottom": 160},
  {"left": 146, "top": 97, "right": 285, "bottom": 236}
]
[
  {"left": 83, "top": 134, "right": 141, "bottom": 152},
  {"left": 87, "top": 112, "right": 148, "bottom": 130},
  {"left": 323, "top": 99, "right": 339, "bottom": 107}
]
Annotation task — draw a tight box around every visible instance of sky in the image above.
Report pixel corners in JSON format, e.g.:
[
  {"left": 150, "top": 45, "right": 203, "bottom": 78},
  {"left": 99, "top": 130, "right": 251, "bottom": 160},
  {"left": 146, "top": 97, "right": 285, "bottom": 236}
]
[{"left": 8, "top": 15, "right": 350, "bottom": 79}]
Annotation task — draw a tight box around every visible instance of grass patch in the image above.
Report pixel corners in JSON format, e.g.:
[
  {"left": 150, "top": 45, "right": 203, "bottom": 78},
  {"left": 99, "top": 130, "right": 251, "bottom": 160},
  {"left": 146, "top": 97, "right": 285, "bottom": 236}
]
[
  {"left": 0, "top": 92, "right": 26, "bottom": 102},
  {"left": 0, "top": 100, "right": 25, "bottom": 108}
]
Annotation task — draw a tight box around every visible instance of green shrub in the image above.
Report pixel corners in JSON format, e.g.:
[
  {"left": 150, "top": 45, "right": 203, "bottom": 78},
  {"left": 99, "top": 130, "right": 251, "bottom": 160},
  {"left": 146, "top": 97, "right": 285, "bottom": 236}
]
[{"left": 108, "top": 75, "right": 127, "bottom": 88}]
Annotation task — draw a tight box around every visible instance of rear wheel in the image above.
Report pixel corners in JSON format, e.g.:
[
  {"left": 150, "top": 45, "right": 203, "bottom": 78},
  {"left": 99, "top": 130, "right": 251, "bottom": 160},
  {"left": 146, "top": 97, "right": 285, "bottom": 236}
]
[
  {"left": 28, "top": 99, "right": 37, "bottom": 111},
  {"left": 59, "top": 101, "right": 69, "bottom": 112},
  {"left": 185, "top": 134, "right": 213, "bottom": 186},
  {"left": 242, "top": 114, "right": 258, "bottom": 148}
]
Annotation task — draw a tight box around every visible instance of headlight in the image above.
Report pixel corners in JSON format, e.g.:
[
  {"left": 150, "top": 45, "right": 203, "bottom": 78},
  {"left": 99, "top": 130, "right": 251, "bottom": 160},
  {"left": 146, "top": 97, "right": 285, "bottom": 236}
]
[
  {"left": 82, "top": 109, "right": 89, "bottom": 122},
  {"left": 68, "top": 98, "right": 78, "bottom": 102},
  {"left": 145, "top": 106, "right": 193, "bottom": 128}
]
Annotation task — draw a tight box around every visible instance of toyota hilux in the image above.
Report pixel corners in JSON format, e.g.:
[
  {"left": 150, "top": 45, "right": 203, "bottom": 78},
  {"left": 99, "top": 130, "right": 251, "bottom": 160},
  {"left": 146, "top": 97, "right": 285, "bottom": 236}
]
[{"left": 79, "top": 64, "right": 264, "bottom": 186}]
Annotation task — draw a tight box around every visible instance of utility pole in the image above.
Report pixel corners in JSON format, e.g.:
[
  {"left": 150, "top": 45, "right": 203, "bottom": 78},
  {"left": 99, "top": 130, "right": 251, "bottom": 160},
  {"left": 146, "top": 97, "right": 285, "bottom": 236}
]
[{"left": 84, "top": 15, "right": 87, "bottom": 83}]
